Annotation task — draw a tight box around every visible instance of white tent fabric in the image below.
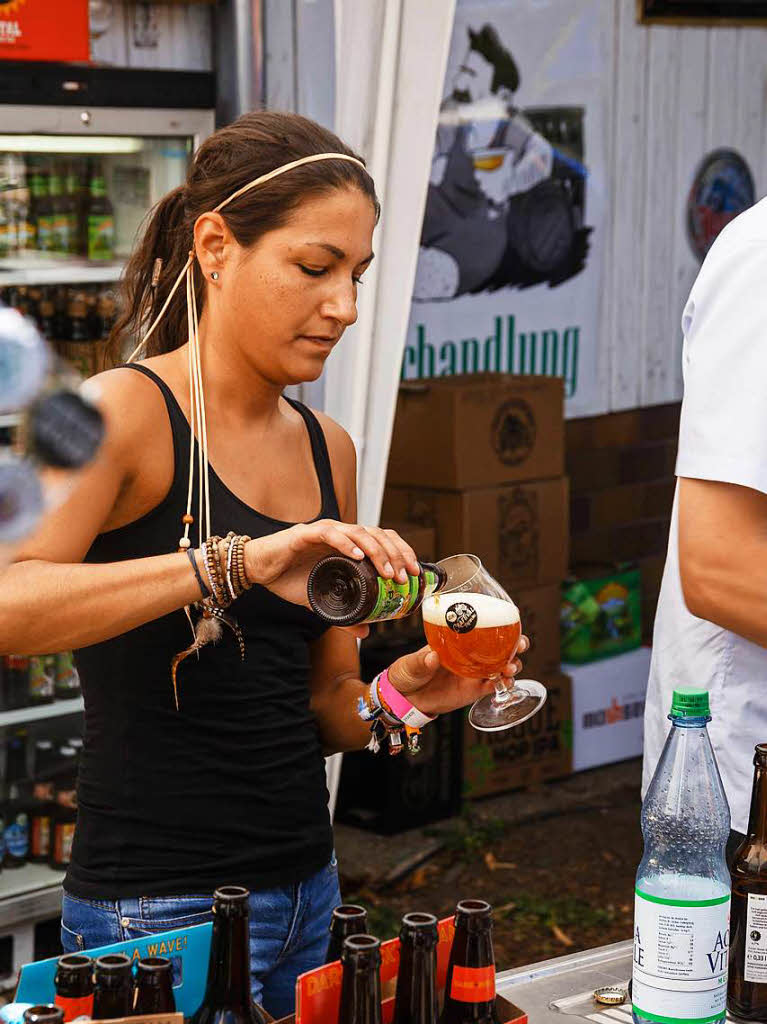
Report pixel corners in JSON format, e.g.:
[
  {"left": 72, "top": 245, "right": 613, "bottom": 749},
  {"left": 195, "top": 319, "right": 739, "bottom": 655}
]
[{"left": 323, "top": 0, "right": 456, "bottom": 816}]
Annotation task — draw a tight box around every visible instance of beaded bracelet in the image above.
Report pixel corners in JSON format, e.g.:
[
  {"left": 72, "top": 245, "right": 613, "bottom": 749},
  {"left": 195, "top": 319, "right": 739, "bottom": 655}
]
[{"left": 186, "top": 548, "right": 211, "bottom": 599}]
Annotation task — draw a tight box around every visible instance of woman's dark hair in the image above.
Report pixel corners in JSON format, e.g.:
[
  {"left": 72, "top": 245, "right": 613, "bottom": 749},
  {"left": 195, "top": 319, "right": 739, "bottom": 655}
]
[{"left": 109, "top": 111, "right": 378, "bottom": 361}]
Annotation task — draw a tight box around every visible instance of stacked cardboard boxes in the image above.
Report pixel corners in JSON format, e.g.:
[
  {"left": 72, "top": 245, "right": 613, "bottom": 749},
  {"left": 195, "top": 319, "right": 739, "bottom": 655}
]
[{"left": 381, "top": 373, "right": 573, "bottom": 798}]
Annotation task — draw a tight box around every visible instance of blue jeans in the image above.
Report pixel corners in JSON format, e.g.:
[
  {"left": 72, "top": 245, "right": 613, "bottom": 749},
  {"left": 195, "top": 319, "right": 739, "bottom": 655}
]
[{"left": 60, "top": 857, "right": 341, "bottom": 1020}]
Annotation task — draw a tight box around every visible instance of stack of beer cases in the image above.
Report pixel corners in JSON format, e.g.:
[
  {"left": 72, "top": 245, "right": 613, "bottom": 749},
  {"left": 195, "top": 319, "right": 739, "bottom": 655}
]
[{"left": 381, "top": 372, "right": 573, "bottom": 798}]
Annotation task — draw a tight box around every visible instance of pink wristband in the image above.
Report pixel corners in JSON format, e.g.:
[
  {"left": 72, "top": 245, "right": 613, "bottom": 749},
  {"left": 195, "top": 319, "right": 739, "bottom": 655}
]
[{"left": 377, "top": 669, "right": 436, "bottom": 729}]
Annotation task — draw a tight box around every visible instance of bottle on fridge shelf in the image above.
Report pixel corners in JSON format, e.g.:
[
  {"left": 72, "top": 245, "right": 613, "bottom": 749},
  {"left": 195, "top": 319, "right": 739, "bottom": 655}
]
[
  {"left": 4, "top": 655, "right": 30, "bottom": 710},
  {"left": 37, "top": 288, "right": 55, "bottom": 341},
  {"left": 393, "top": 913, "right": 439, "bottom": 1024},
  {"left": 28, "top": 655, "right": 54, "bottom": 705},
  {"left": 62, "top": 163, "right": 80, "bottom": 256},
  {"left": 632, "top": 688, "right": 731, "bottom": 1024},
  {"left": 440, "top": 900, "right": 500, "bottom": 1024},
  {"left": 4, "top": 729, "right": 30, "bottom": 869},
  {"left": 191, "top": 886, "right": 268, "bottom": 1024},
  {"left": 30, "top": 739, "right": 55, "bottom": 864},
  {"left": 54, "top": 651, "right": 81, "bottom": 701},
  {"left": 29, "top": 158, "right": 54, "bottom": 254},
  {"left": 338, "top": 935, "right": 383, "bottom": 1024},
  {"left": 52, "top": 286, "right": 72, "bottom": 342},
  {"left": 86, "top": 162, "right": 115, "bottom": 261},
  {"left": 728, "top": 743, "right": 767, "bottom": 1019},
  {"left": 326, "top": 905, "right": 369, "bottom": 964},
  {"left": 50, "top": 745, "right": 77, "bottom": 871},
  {"left": 49, "top": 166, "right": 70, "bottom": 257}
]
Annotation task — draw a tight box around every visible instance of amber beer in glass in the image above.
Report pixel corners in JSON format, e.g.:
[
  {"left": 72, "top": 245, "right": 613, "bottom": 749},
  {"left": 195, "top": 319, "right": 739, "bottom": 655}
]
[
  {"left": 422, "top": 554, "right": 546, "bottom": 732},
  {"left": 729, "top": 743, "right": 767, "bottom": 1019},
  {"left": 422, "top": 592, "right": 521, "bottom": 678}
]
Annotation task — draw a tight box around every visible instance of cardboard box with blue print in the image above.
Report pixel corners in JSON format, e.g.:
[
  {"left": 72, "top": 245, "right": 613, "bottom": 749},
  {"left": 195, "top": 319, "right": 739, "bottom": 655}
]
[{"left": 386, "top": 374, "right": 565, "bottom": 491}]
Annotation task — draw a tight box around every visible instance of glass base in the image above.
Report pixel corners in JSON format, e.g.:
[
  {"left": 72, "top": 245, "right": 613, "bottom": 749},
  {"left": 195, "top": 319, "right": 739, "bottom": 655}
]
[{"left": 468, "top": 679, "right": 547, "bottom": 732}]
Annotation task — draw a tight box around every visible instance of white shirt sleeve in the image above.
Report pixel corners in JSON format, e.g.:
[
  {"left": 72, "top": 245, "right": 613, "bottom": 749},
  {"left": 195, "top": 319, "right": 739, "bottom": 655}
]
[{"left": 677, "top": 237, "right": 767, "bottom": 496}]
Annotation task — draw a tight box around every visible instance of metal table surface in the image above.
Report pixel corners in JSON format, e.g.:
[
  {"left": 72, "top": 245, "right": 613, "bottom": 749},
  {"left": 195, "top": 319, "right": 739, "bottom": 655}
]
[{"left": 496, "top": 940, "right": 633, "bottom": 1022}]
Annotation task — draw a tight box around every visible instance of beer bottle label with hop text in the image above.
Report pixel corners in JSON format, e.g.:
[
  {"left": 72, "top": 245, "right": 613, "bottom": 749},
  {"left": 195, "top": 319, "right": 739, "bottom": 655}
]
[
  {"left": 449, "top": 964, "right": 495, "bottom": 1003},
  {"left": 744, "top": 893, "right": 767, "bottom": 983},
  {"left": 368, "top": 569, "right": 440, "bottom": 623},
  {"left": 87, "top": 215, "right": 114, "bottom": 260},
  {"left": 632, "top": 887, "right": 730, "bottom": 1021}
]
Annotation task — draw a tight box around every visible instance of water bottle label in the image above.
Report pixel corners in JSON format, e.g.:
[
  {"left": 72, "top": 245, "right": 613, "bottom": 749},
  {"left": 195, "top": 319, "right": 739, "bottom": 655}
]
[
  {"left": 633, "top": 887, "right": 729, "bottom": 1022},
  {"left": 744, "top": 892, "right": 767, "bottom": 983},
  {"left": 5, "top": 819, "right": 29, "bottom": 859}
]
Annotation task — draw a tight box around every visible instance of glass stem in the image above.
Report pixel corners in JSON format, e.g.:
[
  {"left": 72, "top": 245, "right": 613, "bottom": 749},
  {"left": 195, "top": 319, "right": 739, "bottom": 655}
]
[{"left": 491, "top": 677, "right": 513, "bottom": 708}]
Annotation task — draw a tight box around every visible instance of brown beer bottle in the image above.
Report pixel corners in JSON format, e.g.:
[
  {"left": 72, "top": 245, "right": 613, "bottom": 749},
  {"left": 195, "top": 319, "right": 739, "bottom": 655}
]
[
  {"left": 393, "top": 913, "right": 439, "bottom": 1024},
  {"left": 23, "top": 1007, "right": 64, "bottom": 1024},
  {"left": 308, "top": 556, "right": 447, "bottom": 626},
  {"left": 326, "top": 904, "right": 369, "bottom": 964},
  {"left": 338, "top": 934, "right": 382, "bottom": 1024},
  {"left": 134, "top": 957, "right": 176, "bottom": 1014},
  {"left": 92, "top": 954, "right": 134, "bottom": 1020},
  {"left": 54, "top": 954, "right": 94, "bottom": 1022},
  {"left": 191, "top": 886, "right": 267, "bottom": 1024},
  {"left": 729, "top": 743, "right": 767, "bottom": 1019},
  {"left": 440, "top": 900, "right": 500, "bottom": 1024}
]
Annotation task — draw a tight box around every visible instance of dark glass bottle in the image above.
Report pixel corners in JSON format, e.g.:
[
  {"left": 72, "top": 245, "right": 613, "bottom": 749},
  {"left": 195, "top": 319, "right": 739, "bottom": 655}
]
[
  {"left": 50, "top": 745, "right": 78, "bottom": 870},
  {"left": 86, "top": 163, "right": 115, "bottom": 261},
  {"left": 93, "top": 954, "right": 134, "bottom": 1020},
  {"left": 326, "top": 904, "right": 369, "bottom": 964},
  {"left": 338, "top": 934, "right": 382, "bottom": 1024},
  {"left": 54, "top": 954, "right": 94, "bottom": 1022},
  {"left": 134, "top": 957, "right": 176, "bottom": 1015},
  {"left": 393, "top": 913, "right": 439, "bottom": 1024},
  {"left": 308, "top": 556, "right": 447, "bottom": 626},
  {"left": 28, "top": 655, "right": 55, "bottom": 705},
  {"left": 191, "top": 886, "right": 267, "bottom": 1024},
  {"left": 5, "top": 655, "right": 30, "bottom": 710},
  {"left": 23, "top": 1006, "right": 64, "bottom": 1024},
  {"left": 730, "top": 743, "right": 767, "bottom": 1019},
  {"left": 440, "top": 901, "right": 500, "bottom": 1024},
  {"left": 30, "top": 738, "right": 55, "bottom": 863},
  {"left": 4, "top": 729, "right": 29, "bottom": 868}
]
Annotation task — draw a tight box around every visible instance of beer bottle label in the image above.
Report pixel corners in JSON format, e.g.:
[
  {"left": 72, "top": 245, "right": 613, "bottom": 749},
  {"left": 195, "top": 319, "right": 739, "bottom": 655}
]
[
  {"left": 31, "top": 813, "right": 52, "bottom": 858},
  {"left": 5, "top": 814, "right": 29, "bottom": 859},
  {"left": 37, "top": 216, "right": 54, "bottom": 251},
  {"left": 55, "top": 994, "right": 94, "bottom": 1022},
  {"left": 632, "top": 887, "right": 730, "bottom": 1021},
  {"left": 29, "top": 656, "right": 54, "bottom": 699},
  {"left": 87, "top": 214, "right": 114, "bottom": 260},
  {"left": 449, "top": 964, "right": 495, "bottom": 1002},
  {"left": 54, "top": 821, "right": 76, "bottom": 865},
  {"left": 368, "top": 569, "right": 440, "bottom": 624},
  {"left": 744, "top": 892, "right": 767, "bottom": 983}
]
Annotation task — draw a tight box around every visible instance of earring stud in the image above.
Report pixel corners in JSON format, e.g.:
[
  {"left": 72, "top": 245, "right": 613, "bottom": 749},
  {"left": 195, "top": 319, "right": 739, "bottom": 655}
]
[{"left": 211, "top": 271, "right": 219, "bottom": 281}]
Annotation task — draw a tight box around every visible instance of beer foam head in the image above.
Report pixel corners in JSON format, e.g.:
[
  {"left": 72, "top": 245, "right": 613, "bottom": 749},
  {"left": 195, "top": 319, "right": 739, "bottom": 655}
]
[{"left": 422, "top": 591, "right": 520, "bottom": 627}]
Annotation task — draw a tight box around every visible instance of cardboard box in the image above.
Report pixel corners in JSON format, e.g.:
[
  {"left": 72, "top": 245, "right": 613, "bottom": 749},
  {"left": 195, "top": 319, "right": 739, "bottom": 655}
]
[
  {"left": 515, "top": 583, "right": 561, "bottom": 680},
  {"left": 280, "top": 915, "right": 528, "bottom": 1024},
  {"left": 387, "top": 374, "right": 565, "bottom": 490},
  {"left": 382, "top": 478, "right": 569, "bottom": 590},
  {"left": 379, "top": 520, "right": 437, "bottom": 564},
  {"left": 464, "top": 672, "right": 573, "bottom": 799},
  {"left": 567, "top": 646, "right": 650, "bottom": 772},
  {"left": 0, "top": 0, "right": 89, "bottom": 62}
]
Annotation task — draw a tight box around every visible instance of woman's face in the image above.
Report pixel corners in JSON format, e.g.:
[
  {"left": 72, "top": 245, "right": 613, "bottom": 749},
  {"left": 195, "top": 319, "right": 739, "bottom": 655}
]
[{"left": 211, "top": 187, "right": 377, "bottom": 385}]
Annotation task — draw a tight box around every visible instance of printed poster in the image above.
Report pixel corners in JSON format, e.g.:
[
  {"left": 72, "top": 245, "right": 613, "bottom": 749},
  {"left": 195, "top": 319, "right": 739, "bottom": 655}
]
[{"left": 401, "top": 0, "right": 609, "bottom": 416}]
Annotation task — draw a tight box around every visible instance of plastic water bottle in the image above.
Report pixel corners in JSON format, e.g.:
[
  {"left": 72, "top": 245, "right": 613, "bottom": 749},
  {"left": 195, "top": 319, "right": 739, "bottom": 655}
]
[{"left": 633, "top": 687, "right": 731, "bottom": 1024}]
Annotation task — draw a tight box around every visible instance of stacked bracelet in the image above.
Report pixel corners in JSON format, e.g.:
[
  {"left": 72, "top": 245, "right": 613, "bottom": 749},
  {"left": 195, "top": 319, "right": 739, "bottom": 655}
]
[
  {"left": 358, "top": 668, "right": 437, "bottom": 756},
  {"left": 192, "top": 534, "right": 253, "bottom": 611}
]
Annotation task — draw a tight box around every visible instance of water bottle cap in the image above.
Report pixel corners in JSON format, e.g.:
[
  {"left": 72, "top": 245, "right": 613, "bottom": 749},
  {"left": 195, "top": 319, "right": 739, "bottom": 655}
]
[{"left": 670, "top": 687, "right": 710, "bottom": 718}]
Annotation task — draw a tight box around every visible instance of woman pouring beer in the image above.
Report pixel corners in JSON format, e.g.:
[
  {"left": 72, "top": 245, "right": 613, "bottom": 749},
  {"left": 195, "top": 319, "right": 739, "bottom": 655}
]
[{"left": 0, "top": 112, "right": 526, "bottom": 1019}]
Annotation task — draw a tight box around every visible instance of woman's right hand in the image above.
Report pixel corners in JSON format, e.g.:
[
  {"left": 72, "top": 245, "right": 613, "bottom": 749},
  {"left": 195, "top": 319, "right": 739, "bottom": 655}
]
[{"left": 243, "top": 519, "right": 421, "bottom": 611}]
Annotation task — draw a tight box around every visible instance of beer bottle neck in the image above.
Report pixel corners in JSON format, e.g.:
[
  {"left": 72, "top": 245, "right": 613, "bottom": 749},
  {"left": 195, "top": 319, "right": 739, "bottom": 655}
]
[
  {"left": 339, "top": 961, "right": 382, "bottom": 1024},
  {"left": 394, "top": 943, "right": 438, "bottom": 1024},
  {"left": 443, "top": 924, "right": 497, "bottom": 1020},
  {"left": 747, "top": 761, "right": 767, "bottom": 843},
  {"left": 204, "top": 909, "right": 251, "bottom": 1010}
]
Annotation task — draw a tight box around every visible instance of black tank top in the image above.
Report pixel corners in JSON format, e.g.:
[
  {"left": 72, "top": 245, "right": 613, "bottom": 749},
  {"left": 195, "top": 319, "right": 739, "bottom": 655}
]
[{"left": 65, "top": 364, "right": 338, "bottom": 898}]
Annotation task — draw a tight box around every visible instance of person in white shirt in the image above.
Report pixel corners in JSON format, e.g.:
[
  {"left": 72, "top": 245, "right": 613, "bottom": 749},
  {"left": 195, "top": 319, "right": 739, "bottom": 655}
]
[{"left": 643, "top": 195, "right": 767, "bottom": 856}]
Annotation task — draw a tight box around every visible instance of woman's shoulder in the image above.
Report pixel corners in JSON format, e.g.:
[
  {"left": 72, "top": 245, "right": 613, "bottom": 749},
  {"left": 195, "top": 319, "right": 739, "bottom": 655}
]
[{"left": 83, "top": 361, "right": 175, "bottom": 462}]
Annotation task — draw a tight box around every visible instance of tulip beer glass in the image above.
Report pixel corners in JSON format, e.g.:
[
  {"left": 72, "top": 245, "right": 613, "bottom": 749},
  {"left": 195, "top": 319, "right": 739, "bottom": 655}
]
[{"left": 422, "top": 554, "right": 546, "bottom": 731}]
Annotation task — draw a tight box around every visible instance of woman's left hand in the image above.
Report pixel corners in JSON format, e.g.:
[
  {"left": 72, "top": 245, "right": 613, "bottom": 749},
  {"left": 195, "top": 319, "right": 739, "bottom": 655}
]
[{"left": 386, "top": 635, "right": 530, "bottom": 718}]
